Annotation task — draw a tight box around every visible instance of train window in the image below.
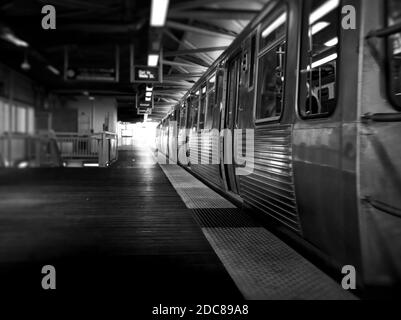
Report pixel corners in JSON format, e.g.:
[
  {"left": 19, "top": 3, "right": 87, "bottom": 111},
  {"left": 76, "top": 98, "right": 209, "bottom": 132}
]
[
  {"left": 179, "top": 104, "right": 186, "bottom": 129},
  {"left": 189, "top": 93, "right": 199, "bottom": 130},
  {"left": 212, "top": 70, "right": 224, "bottom": 129},
  {"left": 255, "top": 8, "right": 287, "bottom": 121},
  {"left": 205, "top": 76, "right": 216, "bottom": 130},
  {"left": 198, "top": 86, "right": 207, "bottom": 130},
  {"left": 249, "top": 34, "right": 257, "bottom": 89},
  {"left": 388, "top": 0, "right": 401, "bottom": 108},
  {"left": 299, "top": 0, "right": 340, "bottom": 118},
  {"left": 185, "top": 97, "right": 191, "bottom": 129}
]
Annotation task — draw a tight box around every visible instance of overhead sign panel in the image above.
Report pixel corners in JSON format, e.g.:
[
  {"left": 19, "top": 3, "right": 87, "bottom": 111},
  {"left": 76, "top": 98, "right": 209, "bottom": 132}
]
[
  {"left": 132, "top": 65, "right": 161, "bottom": 83},
  {"left": 137, "top": 107, "right": 152, "bottom": 115},
  {"left": 64, "top": 45, "right": 120, "bottom": 82}
]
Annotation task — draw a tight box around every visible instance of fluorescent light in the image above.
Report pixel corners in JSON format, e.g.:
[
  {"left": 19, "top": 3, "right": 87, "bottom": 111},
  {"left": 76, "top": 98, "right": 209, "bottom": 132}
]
[
  {"left": 18, "top": 161, "right": 29, "bottom": 169},
  {"left": 202, "top": 87, "right": 206, "bottom": 94},
  {"left": 146, "top": 86, "right": 153, "bottom": 91},
  {"left": 311, "top": 21, "right": 330, "bottom": 35},
  {"left": 83, "top": 163, "right": 99, "bottom": 167},
  {"left": 21, "top": 60, "right": 30, "bottom": 71},
  {"left": 1, "top": 32, "right": 29, "bottom": 47},
  {"left": 47, "top": 65, "right": 60, "bottom": 75},
  {"left": 148, "top": 54, "right": 159, "bottom": 66},
  {"left": 150, "top": 0, "right": 170, "bottom": 27},
  {"left": 145, "top": 97, "right": 151, "bottom": 101},
  {"left": 146, "top": 91, "right": 152, "bottom": 97},
  {"left": 311, "top": 53, "right": 338, "bottom": 69},
  {"left": 309, "top": 0, "right": 340, "bottom": 25},
  {"left": 261, "top": 12, "right": 287, "bottom": 38},
  {"left": 89, "top": 96, "right": 95, "bottom": 101},
  {"left": 324, "top": 37, "right": 338, "bottom": 47}
]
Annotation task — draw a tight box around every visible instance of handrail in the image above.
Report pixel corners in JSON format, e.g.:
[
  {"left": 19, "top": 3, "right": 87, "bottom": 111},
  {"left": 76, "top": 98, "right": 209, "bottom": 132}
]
[
  {"left": 55, "top": 131, "right": 118, "bottom": 167},
  {"left": 366, "top": 22, "right": 401, "bottom": 39},
  {"left": 0, "top": 132, "right": 62, "bottom": 168}
]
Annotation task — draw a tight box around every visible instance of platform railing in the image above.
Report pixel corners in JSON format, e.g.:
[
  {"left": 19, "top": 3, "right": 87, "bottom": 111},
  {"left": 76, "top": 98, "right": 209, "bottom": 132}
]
[
  {"left": 55, "top": 132, "right": 118, "bottom": 167},
  {"left": 0, "top": 132, "right": 62, "bottom": 168}
]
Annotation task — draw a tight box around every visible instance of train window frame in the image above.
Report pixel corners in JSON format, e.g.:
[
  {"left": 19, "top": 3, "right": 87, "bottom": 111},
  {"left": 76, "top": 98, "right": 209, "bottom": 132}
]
[
  {"left": 254, "top": 4, "right": 289, "bottom": 124},
  {"left": 187, "top": 92, "right": 199, "bottom": 131},
  {"left": 185, "top": 96, "right": 193, "bottom": 130},
  {"left": 386, "top": 0, "right": 401, "bottom": 110},
  {"left": 298, "top": 0, "right": 341, "bottom": 120},
  {"left": 213, "top": 69, "right": 225, "bottom": 130},
  {"left": 179, "top": 102, "right": 186, "bottom": 129},
  {"left": 204, "top": 73, "right": 216, "bottom": 130},
  {"left": 248, "top": 33, "right": 257, "bottom": 91},
  {"left": 197, "top": 84, "right": 207, "bottom": 131}
]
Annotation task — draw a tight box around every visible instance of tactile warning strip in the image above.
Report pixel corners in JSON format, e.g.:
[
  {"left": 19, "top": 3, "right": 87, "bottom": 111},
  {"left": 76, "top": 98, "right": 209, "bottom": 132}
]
[
  {"left": 202, "top": 227, "right": 355, "bottom": 300},
  {"left": 192, "top": 208, "right": 259, "bottom": 228},
  {"left": 160, "top": 164, "right": 236, "bottom": 209},
  {"left": 160, "top": 163, "right": 356, "bottom": 300}
]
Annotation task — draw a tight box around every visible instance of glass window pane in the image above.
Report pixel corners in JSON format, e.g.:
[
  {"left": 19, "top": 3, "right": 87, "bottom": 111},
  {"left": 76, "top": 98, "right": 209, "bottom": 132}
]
[
  {"left": 388, "top": 0, "right": 401, "bottom": 108},
  {"left": 260, "top": 9, "right": 287, "bottom": 50},
  {"left": 300, "top": 0, "right": 340, "bottom": 118},
  {"left": 205, "top": 76, "right": 216, "bottom": 130},
  {"left": 198, "top": 86, "right": 207, "bottom": 130},
  {"left": 256, "top": 43, "right": 286, "bottom": 120},
  {"left": 212, "top": 72, "right": 224, "bottom": 130},
  {"left": 256, "top": 6, "right": 287, "bottom": 121},
  {"left": 189, "top": 93, "right": 199, "bottom": 130}
]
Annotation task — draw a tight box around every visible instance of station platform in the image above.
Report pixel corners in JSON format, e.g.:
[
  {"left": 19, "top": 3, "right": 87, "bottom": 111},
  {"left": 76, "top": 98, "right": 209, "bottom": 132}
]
[{"left": 0, "top": 145, "right": 355, "bottom": 300}]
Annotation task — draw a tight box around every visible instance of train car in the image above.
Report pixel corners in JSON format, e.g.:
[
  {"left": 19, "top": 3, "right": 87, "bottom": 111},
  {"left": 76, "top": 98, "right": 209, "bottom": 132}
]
[{"left": 157, "top": 0, "right": 401, "bottom": 291}]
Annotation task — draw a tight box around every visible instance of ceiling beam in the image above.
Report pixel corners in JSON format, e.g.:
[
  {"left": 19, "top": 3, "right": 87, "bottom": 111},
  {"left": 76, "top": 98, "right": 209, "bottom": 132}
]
[
  {"left": 166, "top": 21, "right": 236, "bottom": 39},
  {"left": 38, "top": 0, "right": 111, "bottom": 10},
  {"left": 168, "top": 9, "right": 258, "bottom": 20},
  {"left": 57, "top": 22, "right": 143, "bottom": 33},
  {"left": 163, "top": 73, "right": 204, "bottom": 80},
  {"left": 163, "top": 46, "right": 227, "bottom": 57},
  {"left": 170, "top": 0, "right": 241, "bottom": 11},
  {"left": 162, "top": 59, "right": 208, "bottom": 70}
]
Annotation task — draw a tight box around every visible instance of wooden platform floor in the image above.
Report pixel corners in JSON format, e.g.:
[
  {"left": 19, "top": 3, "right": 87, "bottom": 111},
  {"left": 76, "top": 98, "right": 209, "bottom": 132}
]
[{"left": 0, "top": 146, "right": 242, "bottom": 300}]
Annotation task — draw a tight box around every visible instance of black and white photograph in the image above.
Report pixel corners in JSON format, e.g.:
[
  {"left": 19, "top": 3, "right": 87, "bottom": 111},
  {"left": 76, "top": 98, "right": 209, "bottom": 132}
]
[{"left": 0, "top": 0, "right": 400, "bottom": 314}]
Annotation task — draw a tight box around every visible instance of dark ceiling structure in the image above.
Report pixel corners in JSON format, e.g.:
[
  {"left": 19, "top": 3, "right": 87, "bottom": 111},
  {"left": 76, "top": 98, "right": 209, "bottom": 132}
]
[{"left": 0, "top": 0, "right": 267, "bottom": 122}]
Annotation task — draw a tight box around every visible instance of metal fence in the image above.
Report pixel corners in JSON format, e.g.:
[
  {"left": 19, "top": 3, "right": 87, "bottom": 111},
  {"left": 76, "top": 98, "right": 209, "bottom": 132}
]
[
  {"left": 56, "top": 132, "right": 118, "bottom": 167},
  {"left": 0, "top": 133, "right": 62, "bottom": 168}
]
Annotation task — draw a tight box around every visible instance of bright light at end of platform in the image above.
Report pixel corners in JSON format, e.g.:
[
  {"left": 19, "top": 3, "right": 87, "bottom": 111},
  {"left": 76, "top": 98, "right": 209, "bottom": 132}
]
[{"left": 150, "top": 0, "right": 170, "bottom": 27}]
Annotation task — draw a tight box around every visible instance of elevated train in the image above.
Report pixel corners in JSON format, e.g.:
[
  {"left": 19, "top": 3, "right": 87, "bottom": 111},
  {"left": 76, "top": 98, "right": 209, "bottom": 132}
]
[{"left": 156, "top": 0, "right": 401, "bottom": 291}]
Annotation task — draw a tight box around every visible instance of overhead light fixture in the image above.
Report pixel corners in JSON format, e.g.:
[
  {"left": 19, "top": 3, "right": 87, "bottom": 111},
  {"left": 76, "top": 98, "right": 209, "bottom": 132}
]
[
  {"left": 89, "top": 96, "right": 95, "bottom": 101},
  {"left": 309, "top": 0, "right": 340, "bottom": 25},
  {"left": 1, "top": 30, "right": 29, "bottom": 47},
  {"left": 47, "top": 65, "right": 60, "bottom": 75},
  {"left": 261, "top": 12, "right": 287, "bottom": 39},
  {"left": 146, "top": 85, "right": 153, "bottom": 92},
  {"left": 311, "top": 21, "right": 330, "bottom": 35},
  {"left": 83, "top": 163, "right": 99, "bottom": 167},
  {"left": 150, "top": 0, "right": 170, "bottom": 27},
  {"left": 311, "top": 53, "right": 338, "bottom": 69},
  {"left": 21, "top": 51, "right": 30, "bottom": 71},
  {"left": 324, "top": 37, "right": 339, "bottom": 47},
  {"left": 146, "top": 91, "right": 152, "bottom": 97},
  {"left": 145, "top": 97, "right": 151, "bottom": 101},
  {"left": 148, "top": 54, "right": 159, "bottom": 66}
]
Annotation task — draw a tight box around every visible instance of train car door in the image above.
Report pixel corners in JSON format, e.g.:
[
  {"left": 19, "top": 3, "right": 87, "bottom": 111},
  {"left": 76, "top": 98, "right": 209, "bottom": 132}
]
[{"left": 223, "top": 54, "right": 241, "bottom": 194}]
